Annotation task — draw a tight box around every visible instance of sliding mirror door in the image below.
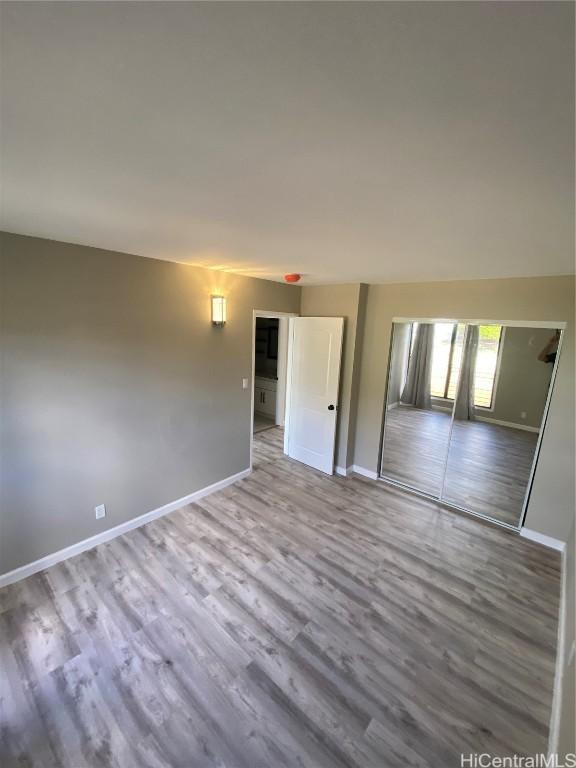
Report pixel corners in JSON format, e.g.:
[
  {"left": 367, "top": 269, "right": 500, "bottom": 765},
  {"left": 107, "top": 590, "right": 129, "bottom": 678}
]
[
  {"left": 380, "top": 319, "right": 563, "bottom": 529},
  {"left": 381, "top": 321, "right": 459, "bottom": 497},
  {"left": 442, "top": 325, "right": 562, "bottom": 527}
]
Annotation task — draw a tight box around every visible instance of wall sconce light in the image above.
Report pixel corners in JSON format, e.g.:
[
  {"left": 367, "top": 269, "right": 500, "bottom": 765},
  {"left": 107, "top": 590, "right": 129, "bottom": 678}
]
[{"left": 211, "top": 295, "right": 227, "bottom": 327}]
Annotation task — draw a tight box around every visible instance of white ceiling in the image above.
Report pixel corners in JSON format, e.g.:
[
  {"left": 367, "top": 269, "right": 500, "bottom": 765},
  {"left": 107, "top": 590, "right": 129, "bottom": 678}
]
[{"left": 1, "top": 1, "right": 574, "bottom": 284}]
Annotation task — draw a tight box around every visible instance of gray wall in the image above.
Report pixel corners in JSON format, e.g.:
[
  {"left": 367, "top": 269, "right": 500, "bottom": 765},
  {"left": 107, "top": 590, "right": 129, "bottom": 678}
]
[
  {"left": 351, "top": 276, "right": 575, "bottom": 542},
  {"left": 478, "top": 326, "right": 554, "bottom": 430},
  {"left": 0, "top": 232, "right": 300, "bottom": 573},
  {"left": 1, "top": 235, "right": 573, "bottom": 575}
]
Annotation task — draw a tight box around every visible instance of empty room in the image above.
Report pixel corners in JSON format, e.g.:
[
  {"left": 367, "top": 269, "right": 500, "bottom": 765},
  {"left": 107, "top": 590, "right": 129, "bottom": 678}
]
[{"left": 0, "top": 2, "right": 574, "bottom": 767}]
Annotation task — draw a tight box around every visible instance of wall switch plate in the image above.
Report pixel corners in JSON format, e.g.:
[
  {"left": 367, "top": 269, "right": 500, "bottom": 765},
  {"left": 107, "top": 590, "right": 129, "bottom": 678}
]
[
  {"left": 520, "top": 411, "right": 527, "bottom": 420},
  {"left": 95, "top": 504, "right": 106, "bottom": 520},
  {"left": 242, "top": 377, "right": 249, "bottom": 390}
]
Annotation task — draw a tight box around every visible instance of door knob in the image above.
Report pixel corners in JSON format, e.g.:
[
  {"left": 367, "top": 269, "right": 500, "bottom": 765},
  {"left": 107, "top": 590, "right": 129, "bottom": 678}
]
[{"left": 328, "top": 404, "right": 335, "bottom": 411}]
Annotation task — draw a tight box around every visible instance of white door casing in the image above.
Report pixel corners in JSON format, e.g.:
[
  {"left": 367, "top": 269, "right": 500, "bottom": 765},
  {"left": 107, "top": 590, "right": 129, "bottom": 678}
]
[{"left": 286, "top": 317, "right": 344, "bottom": 474}]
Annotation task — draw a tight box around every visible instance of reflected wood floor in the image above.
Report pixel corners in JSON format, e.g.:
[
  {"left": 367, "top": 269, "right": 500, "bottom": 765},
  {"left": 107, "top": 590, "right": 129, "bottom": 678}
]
[
  {"left": 1, "top": 427, "right": 560, "bottom": 767},
  {"left": 382, "top": 406, "right": 452, "bottom": 497},
  {"left": 382, "top": 406, "right": 538, "bottom": 525}
]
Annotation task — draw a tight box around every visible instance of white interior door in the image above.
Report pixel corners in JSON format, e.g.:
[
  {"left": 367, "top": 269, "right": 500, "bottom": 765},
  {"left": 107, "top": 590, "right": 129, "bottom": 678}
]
[{"left": 286, "top": 317, "right": 344, "bottom": 474}]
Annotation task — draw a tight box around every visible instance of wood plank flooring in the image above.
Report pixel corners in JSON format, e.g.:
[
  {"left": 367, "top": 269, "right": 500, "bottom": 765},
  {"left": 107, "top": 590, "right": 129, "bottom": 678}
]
[
  {"left": 253, "top": 413, "right": 276, "bottom": 434},
  {"left": 381, "top": 406, "right": 538, "bottom": 525},
  {"left": 1, "top": 427, "right": 560, "bottom": 767},
  {"left": 381, "top": 406, "right": 452, "bottom": 497}
]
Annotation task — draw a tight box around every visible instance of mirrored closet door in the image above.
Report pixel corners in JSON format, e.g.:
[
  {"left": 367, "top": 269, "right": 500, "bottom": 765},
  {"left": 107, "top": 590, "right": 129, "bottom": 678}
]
[
  {"left": 380, "top": 319, "right": 563, "bottom": 529},
  {"left": 381, "top": 321, "right": 458, "bottom": 497}
]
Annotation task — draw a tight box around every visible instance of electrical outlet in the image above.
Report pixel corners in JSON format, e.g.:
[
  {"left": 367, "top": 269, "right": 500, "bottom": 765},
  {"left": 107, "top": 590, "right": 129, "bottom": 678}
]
[
  {"left": 95, "top": 504, "right": 106, "bottom": 520},
  {"left": 520, "top": 411, "right": 527, "bottom": 420}
]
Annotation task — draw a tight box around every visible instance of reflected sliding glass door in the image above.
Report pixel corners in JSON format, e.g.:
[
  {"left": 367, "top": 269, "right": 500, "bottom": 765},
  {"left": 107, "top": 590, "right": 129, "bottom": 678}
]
[{"left": 380, "top": 319, "right": 564, "bottom": 529}]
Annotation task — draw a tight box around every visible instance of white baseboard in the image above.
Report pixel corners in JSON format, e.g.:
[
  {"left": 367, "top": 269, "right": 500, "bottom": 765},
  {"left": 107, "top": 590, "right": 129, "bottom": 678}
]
[
  {"left": 431, "top": 404, "right": 454, "bottom": 414},
  {"left": 476, "top": 415, "right": 539, "bottom": 433},
  {"left": 520, "top": 528, "right": 566, "bottom": 552},
  {"left": 548, "top": 546, "right": 568, "bottom": 756},
  {"left": 386, "top": 401, "right": 400, "bottom": 411},
  {"left": 335, "top": 465, "right": 353, "bottom": 477},
  {"left": 0, "top": 468, "right": 251, "bottom": 589},
  {"left": 351, "top": 464, "right": 378, "bottom": 480}
]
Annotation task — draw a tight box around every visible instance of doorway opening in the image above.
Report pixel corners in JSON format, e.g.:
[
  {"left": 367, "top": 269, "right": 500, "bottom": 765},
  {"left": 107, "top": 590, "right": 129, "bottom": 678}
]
[
  {"left": 250, "top": 311, "right": 296, "bottom": 470},
  {"left": 253, "top": 317, "right": 281, "bottom": 434},
  {"left": 250, "top": 312, "right": 345, "bottom": 476}
]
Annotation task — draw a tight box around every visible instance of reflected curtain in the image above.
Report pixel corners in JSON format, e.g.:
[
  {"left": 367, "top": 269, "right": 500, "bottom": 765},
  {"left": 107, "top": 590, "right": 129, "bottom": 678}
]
[
  {"left": 454, "top": 325, "right": 479, "bottom": 421},
  {"left": 401, "top": 323, "right": 433, "bottom": 410}
]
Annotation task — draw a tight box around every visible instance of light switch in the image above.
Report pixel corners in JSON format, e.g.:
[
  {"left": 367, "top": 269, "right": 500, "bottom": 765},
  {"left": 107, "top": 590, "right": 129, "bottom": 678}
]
[{"left": 242, "top": 378, "right": 249, "bottom": 390}]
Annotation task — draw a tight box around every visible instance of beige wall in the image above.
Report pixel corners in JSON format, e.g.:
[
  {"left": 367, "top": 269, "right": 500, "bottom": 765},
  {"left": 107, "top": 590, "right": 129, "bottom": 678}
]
[
  {"left": 0, "top": 232, "right": 300, "bottom": 574},
  {"left": 352, "top": 276, "right": 575, "bottom": 541},
  {"left": 300, "top": 284, "right": 366, "bottom": 470}
]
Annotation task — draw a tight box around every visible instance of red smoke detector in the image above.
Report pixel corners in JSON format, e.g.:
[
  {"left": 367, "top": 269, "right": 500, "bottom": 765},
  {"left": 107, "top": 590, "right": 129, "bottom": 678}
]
[{"left": 284, "top": 273, "right": 301, "bottom": 283}]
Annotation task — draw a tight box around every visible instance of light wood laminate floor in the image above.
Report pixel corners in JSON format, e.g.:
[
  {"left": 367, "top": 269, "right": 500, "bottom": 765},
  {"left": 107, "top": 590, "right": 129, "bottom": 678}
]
[
  {"left": 381, "top": 406, "right": 538, "bottom": 525},
  {"left": 253, "top": 413, "right": 276, "bottom": 434},
  {"left": 1, "top": 427, "right": 560, "bottom": 767}
]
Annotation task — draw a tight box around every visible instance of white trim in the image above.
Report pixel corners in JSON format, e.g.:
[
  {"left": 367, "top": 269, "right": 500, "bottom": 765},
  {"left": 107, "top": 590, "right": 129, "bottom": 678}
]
[
  {"left": 392, "top": 316, "right": 566, "bottom": 330},
  {"left": 520, "top": 528, "right": 566, "bottom": 552},
  {"left": 351, "top": 464, "right": 378, "bottom": 480},
  {"left": 284, "top": 318, "right": 296, "bottom": 456},
  {"left": 386, "top": 401, "right": 400, "bottom": 411},
  {"left": 475, "top": 415, "right": 540, "bottom": 433},
  {"left": 0, "top": 468, "right": 251, "bottom": 588},
  {"left": 275, "top": 318, "right": 289, "bottom": 427},
  {"left": 335, "top": 465, "right": 353, "bottom": 477},
  {"left": 548, "top": 547, "right": 567, "bottom": 756}
]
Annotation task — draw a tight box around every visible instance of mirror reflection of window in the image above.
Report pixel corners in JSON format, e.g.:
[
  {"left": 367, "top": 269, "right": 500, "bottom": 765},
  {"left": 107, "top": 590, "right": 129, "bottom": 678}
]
[
  {"left": 429, "top": 323, "right": 467, "bottom": 400},
  {"left": 419, "top": 323, "right": 503, "bottom": 407},
  {"left": 474, "top": 325, "right": 503, "bottom": 408},
  {"left": 430, "top": 323, "right": 456, "bottom": 398}
]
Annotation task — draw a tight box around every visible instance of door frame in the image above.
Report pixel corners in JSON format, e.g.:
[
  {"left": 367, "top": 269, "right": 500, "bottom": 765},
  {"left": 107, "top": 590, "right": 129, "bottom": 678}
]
[{"left": 250, "top": 310, "right": 299, "bottom": 471}]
